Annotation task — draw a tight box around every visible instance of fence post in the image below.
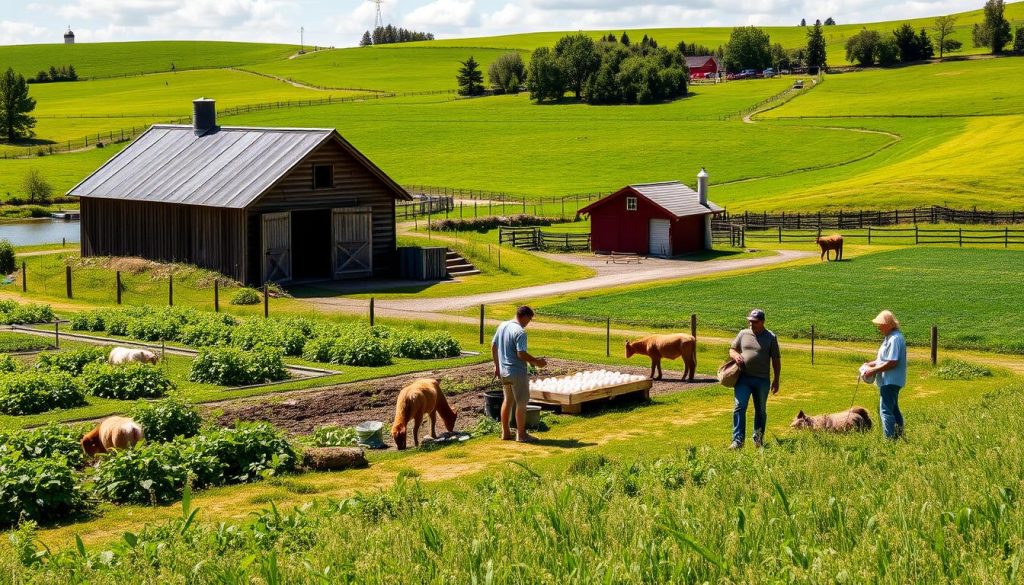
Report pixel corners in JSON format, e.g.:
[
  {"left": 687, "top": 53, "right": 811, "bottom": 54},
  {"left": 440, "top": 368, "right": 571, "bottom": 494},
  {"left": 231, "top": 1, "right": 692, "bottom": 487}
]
[
  {"left": 930, "top": 325, "right": 938, "bottom": 366},
  {"left": 778, "top": 225, "right": 782, "bottom": 243},
  {"left": 1006, "top": 227, "right": 1010, "bottom": 249},
  {"left": 690, "top": 313, "right": 697, "bottom": 339},
  {"left": 54, "top": 319, "right": 60, "bottom": 350},
  {"left": 479, "top": 304, "right": 485, "bottom": 345},
  {"left": 65, "top": 266, "right": 72, "bottom": 299},
  {"left": 606, "top": 318, "right": 610, "bottom": 357},
  {"left": 370, "top": 297, "right": 375, "bottom": 326},
  {"left": 915, "top": 225, "right": 919, "bottom": 245},
  {"left": 263, "top": 284, "right": 269, "bottom": 318},
  {"left": 168, "top": 273, "right": 174, "bottom": 306},
  {"left": 959, "top": 228, "right": 963, "bottom": 247},
  {"left": 810, "top": 324, "right": 815, "bottom": 365},
  {"left": 868, "top": 226, "right": 872, "bottom": 245},
  {"left": 214, "top": 279, "right": 219, "bottom": 312},
  {"left": 21, "top": 261, "right": 26, "bottom": 292},
  {"left": 116, "top": 271, "right": 122, "bottom": 304}
]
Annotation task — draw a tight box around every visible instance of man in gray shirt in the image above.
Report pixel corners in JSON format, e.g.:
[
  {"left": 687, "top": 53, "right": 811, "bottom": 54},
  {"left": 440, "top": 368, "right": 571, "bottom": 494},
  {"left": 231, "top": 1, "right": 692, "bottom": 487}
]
[
  {"left": 492, "top": 306, "right": 547, "bottom": 443},
  {"left": 728, "top": 308, "right": 781, "bottom": 449}
]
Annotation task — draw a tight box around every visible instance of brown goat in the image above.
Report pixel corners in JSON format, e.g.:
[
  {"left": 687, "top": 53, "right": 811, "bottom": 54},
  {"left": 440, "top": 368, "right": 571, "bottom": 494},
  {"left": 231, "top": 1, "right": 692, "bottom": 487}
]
[
  {"left": 790, "top": 407, "right": 872, "bottom": 432},
  {"left": 81, "top": 416, "right": 145, "bottom": 456},
  {"left": 816, "top": 234, "right": 844, "bottom": 261},
  {"left": 391, "top": 378, "right": 458, "bottom": 450},
  {"left": 625, "top": 334, "right": 696, "bottom": 381}
]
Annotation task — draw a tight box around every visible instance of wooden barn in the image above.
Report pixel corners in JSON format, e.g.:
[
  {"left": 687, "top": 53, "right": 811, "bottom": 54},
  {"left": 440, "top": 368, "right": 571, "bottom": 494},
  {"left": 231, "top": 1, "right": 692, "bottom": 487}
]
[
  {"left": 577, "top": 170, "right": 723, "bottom": 257},
  {"left": 69, "top": 99, "right": 411, "bottom": 286},
  {"left": 685, "top": 55, "right": 720, "bottom": 78}
]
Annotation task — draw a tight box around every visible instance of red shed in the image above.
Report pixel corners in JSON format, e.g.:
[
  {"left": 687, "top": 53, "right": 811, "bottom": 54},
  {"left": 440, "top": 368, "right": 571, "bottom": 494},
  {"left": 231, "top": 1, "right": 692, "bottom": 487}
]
[
  {"left": 686, "top": 55, "right": 720, "bottom": 78},
  {"left": 577, "top": 177, "right": 723, "bottom": 257}
]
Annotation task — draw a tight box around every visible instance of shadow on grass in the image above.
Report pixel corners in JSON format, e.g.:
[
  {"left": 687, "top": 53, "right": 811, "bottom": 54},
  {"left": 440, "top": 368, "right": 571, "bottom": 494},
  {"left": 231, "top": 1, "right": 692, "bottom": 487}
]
[
  {"left": 288, "top": 279, "right": 447, "bottom": 298},
  {"left": 533, "top": 438, "right": 596, "bottom": 449}
]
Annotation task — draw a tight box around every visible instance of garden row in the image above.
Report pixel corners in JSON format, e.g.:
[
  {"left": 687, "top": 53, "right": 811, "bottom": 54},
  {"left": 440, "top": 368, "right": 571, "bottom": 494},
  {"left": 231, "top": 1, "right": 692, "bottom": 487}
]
[
  {"left": 69, "top": 306, "right": 462, "bottom": 366},
  {"left": 0, "top": 395, "right": 297, "bottom": 529}
]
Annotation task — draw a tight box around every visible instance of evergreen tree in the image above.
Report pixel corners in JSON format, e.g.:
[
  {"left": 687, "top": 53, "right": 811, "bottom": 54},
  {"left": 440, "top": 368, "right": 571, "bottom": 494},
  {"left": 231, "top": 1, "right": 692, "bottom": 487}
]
[
  {"left": 620, "top": 31, "right": 631, "bottom": 46},
  {"left": 917, "top": 29, "right": 935, "bottom": 59},
  {"left": 456, "top": 56, "right": 485, "bottom": 96},
  {"left": 806, "top": 21, "right": 827, "bottom": 69},
  {"left": 824, "top": 17, "right": 836, "bottom": 25},
  {"left": 1014, "top": 25, "right": 1024, "bottom": 54},
  {"left": 800, "top": 18, "right": 806, "bottom": 26},
  {"left": 976, "top": 0, "right": 1012, "bottom": 53},
  {"left": 894, "top": 23, "right": 921, "bottom": 61},
  {"left": 0, "top": 68, "right": 36, "bottom": 142},
  {"left": 606, "top": 33, "right": 617, "bottom": 43},
  {"left": 67, "top": 65, "right": 77, "bottom": 80},
  {"left": 360, "top": 31, "right": 372, "bottom": 46}
]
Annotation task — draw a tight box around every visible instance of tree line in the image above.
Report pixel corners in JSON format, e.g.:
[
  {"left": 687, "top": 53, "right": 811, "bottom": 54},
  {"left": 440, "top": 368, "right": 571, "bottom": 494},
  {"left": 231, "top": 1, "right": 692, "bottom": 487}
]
[
  {"left": 27, "top": 65, "right": 78, "bottom": 84},
  {"left": 359, "top": 25, "right": 434, "bottom": 46}
]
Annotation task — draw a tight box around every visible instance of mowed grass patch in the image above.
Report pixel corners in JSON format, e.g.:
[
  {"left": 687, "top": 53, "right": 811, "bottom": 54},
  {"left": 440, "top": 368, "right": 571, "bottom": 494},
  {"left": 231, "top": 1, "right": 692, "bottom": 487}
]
[
  {"left": 0, "top": 40, "right": 297, "bottom": 79},
  {"left": 246, "top": 46, "right": 524, "bottom": 92},
  {"left": 766, "top": 57, "right": 1024, "bottom": 118},
  {"left": 541, "top": 247, "right": 1024, "bottom": 353},
  {"left": 221, "top": 90, "right": 889, "bottom": 194}
]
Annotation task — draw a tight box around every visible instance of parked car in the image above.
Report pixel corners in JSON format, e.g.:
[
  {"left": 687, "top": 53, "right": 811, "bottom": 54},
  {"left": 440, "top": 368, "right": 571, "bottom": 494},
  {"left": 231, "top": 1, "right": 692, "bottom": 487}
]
[
  {"left": 763, "top": 68, "right": 776, "bottom": 78},
  {"left": 792, "top": 79, "right": 805, "bottom": 89}
]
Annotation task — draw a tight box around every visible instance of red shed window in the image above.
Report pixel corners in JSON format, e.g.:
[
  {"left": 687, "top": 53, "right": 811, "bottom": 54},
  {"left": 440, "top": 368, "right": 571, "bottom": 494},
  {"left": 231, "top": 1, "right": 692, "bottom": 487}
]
[{"left": 626, "top": 196, "right": 637, "bottom": 211}]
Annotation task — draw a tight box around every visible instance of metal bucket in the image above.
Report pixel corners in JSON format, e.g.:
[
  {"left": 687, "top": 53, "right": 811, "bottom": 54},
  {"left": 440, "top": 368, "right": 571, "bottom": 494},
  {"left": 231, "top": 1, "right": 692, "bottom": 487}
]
[
  {"left": 526, "top": 404, "right": 542, "bottom": 429},
  {"left": 483, "top": 390, "right": 504, "bottom": 419}
]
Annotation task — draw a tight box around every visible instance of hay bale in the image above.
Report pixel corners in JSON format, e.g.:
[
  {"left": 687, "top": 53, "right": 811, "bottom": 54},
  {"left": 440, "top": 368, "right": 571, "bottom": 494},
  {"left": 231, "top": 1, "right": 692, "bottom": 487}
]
[{"left": 302, "top": 447, "right": 368, "bottom": 470}]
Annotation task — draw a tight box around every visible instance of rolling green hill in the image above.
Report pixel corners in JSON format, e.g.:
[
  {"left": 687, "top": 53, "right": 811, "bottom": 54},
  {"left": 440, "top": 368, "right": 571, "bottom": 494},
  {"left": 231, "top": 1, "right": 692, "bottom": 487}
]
[{"left": 0, "top": 40, "right": 297, "bottom": 79}]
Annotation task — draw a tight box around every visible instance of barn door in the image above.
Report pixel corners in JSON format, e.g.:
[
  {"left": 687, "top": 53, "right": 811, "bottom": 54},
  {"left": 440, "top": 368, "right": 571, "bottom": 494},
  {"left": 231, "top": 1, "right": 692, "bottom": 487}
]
[
  {"left": 261, "top": 212, "right": 292, "bottom": 283},
  {"left": 331, "top": 207, "right": 373, "bottom": 279},
  {"left": 649, "top": 218, "right": 671, "bottom": 257}
]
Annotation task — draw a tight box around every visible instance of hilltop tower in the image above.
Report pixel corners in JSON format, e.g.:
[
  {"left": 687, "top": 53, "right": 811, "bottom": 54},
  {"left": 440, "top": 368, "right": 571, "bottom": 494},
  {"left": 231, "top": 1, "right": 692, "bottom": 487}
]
[{"left": 64, "top": 26, "right": 75, "bottom": 44}]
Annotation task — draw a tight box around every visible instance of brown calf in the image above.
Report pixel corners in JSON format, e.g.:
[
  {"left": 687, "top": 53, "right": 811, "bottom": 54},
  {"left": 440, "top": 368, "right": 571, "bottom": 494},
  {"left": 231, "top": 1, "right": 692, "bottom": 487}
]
[
  {"left": 391, "top": 378, "right": 458, "bottom": 450},
  {"left": 625, "top": 334, "right": 696, "bottom": 381},
  {"left": 816, "top": 234, "right": 844, "bottom": 261}
]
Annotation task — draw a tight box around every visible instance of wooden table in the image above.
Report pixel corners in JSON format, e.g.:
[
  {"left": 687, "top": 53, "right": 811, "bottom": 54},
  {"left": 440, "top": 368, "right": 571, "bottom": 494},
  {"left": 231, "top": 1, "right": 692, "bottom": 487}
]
[{"left": 529, "top": 378, "right": 652, "bottom": 414}]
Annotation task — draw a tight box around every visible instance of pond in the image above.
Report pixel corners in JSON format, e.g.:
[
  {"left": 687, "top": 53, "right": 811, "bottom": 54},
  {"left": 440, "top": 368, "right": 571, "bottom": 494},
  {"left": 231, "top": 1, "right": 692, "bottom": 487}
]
[{"left": 0, "top": 219, "right": 80, "bottom": 247}]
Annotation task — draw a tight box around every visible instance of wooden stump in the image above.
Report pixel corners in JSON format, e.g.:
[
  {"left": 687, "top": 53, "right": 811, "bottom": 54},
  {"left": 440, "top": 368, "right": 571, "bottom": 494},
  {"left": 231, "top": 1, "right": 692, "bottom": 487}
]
[{"left": 302, "top": 447, "right": 368, "bottom": 471}]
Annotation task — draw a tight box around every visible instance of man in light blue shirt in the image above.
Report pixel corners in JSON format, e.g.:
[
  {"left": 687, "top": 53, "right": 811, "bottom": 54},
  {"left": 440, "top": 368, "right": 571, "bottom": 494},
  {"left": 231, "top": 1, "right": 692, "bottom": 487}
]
[
  {"left": 491, "top": 306, "right": 546, "bottom": 443},
  {"left": 862, "top": 310, "right": 907, "bottom": 439}
]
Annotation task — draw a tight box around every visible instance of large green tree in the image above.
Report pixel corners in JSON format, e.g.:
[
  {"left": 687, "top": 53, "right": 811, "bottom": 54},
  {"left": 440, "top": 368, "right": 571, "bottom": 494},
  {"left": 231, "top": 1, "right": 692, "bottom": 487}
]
[
  {"left": 456, "top": 56, "right": 485, "bottom": 96},
  {"left": 845, "top": 29, "right": 881, "bottom": 66},
  {"left": 487, "top": 52, "right": 526, "bottom": 94},
  {"left": 0, "top": 68, "right": 36, "bottom": 143},
  {"left": 526, "top": 47, "right": 566, "bottom": 101},
  {"left": 933, "top": 15, "right": 957, "bottom": 59},
  {"left": 806, "top": 22, "right": 827, "bottom": 69},
  {"left": 723, "top": 26, "right": 772, "bottom": 71},
  {"left": 554, "top": 33, "right": 600, "bottom": 99},
  {"left": 974, "top": 0, "right": 1012, "bottom": 52}
]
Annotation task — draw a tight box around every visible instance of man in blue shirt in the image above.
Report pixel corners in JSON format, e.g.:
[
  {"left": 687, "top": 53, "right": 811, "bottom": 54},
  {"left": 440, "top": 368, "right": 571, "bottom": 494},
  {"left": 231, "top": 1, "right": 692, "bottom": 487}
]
[
  {"left": 491, "top": 306, "right": 546, "bottom": 443},
  {"left": 862, "top": 310, "right": 907, "bottom": 439}
]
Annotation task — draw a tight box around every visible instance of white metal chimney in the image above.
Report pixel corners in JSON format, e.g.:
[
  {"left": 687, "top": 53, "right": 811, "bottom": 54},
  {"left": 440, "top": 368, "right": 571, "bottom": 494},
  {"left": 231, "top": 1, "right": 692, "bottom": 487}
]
[
  {"left": 698, "top": 167, "right": 713, "bottom": 249},
  {"left": 697, "top": 167, "right": 708, "bottom": 206}
]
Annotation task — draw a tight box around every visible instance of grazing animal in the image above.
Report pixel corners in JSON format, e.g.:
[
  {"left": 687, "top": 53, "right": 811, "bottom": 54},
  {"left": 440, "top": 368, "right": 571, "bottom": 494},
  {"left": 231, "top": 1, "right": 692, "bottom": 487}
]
[
  {"left": 81, "top": 416, "right": 145, "bottom": 456},
  {"left": 625, "top": 334, "right": 696, "bottom": 381},
  {"left": 816, "top": 234, "right": 844, "bottom": 261},
  {"left": 790, "top": 407, "right": 872, "bottom": 432},
  {"left": 108, "top": 347, "right": 158, "bottom": 365},
  {"left": 391, "top": 378, "right": 457, "bottom": 450}
]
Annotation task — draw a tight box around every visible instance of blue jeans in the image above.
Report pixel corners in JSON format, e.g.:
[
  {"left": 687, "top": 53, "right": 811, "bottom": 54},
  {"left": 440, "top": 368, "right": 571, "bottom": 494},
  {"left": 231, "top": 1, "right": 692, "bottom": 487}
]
[
  {"left": 733, "top": 375, "right": 771, "bottom": 444},
  {"left": 879, "top": 384, "right": 904, "bottom": 439}
]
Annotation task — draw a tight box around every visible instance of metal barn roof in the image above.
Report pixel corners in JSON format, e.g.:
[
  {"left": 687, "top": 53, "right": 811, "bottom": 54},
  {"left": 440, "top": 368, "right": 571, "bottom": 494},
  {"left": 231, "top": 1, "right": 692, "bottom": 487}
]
[
  {"left": 629, "top": 181, "right": 723, "bottom": 217},
  {"left": 68, "top": 125, "right": 409, "bottom": 208},
  {"left": 685, "top": 56, "right": 717, "bottom": 69}
]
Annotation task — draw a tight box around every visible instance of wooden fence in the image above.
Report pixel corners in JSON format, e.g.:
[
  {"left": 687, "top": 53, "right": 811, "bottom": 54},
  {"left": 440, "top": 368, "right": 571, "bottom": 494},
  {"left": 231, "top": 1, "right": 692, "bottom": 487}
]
[
  {"left": 499, "top": 227, "right": 590, "bottom": 251},
  {"left": 395, "top": 195, "right": 454, "bottom": 220},
  {"left": 741, "top": 225, "right": 1024, "bottom": 247},
  {"left": 716, "top": 205, "right": 1024, "bottom": 231}
]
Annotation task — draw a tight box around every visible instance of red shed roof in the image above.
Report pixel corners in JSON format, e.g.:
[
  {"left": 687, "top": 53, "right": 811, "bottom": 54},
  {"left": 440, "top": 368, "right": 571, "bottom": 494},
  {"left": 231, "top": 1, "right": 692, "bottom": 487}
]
[
  {"left": 685, "top": 55, "right": 718, "bottom": 69},
  {"left": 578, "top": 181, "right": 723, "bottom": 218}
]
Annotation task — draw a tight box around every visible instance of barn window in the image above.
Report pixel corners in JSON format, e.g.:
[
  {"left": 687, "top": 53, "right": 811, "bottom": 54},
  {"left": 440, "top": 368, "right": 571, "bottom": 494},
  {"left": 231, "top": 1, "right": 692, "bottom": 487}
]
[
  {"left": 626, "top": 196, "right": 638, "bottom": 211},
  {"left": 313, "top": 164, "right": 334, "bottom": 189}
]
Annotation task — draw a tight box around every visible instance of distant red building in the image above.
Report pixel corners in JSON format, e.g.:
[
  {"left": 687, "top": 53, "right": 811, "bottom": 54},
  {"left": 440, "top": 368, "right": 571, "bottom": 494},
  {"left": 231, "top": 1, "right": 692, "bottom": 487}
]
[
  {"left": 685, "top": 55, "right": 720, "bottom": 78},
  {"left": 577, "top": 175, "right": 723, "bottom": 257}
]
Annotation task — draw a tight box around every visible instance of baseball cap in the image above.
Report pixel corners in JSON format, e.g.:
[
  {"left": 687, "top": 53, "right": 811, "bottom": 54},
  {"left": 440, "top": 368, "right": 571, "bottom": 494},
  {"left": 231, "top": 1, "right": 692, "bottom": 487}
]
[{"left": 747, "top": 309, "right": 766, "bottom": 322}]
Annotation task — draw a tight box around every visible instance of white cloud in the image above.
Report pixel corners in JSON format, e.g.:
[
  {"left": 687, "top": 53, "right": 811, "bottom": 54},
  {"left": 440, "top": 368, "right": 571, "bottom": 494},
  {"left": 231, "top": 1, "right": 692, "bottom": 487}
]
[
  {"left": 0, "top": 20, "right": 49, "bottom": 45},
  {"left": 403, "top": 0, "right": 478, "bottom": 31}
]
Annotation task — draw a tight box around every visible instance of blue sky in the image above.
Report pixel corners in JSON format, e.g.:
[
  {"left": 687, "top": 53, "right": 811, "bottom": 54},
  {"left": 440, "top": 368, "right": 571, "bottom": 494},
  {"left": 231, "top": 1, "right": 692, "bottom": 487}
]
[{"left": 0, "top": 0, "right": 984, "bottom": 47}]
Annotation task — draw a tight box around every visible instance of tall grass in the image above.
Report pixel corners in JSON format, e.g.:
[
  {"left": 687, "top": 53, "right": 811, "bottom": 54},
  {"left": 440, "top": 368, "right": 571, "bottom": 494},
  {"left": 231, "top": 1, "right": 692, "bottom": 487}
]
[{"left": 5, "top": 382, "right": 1023, "bottom": 582}]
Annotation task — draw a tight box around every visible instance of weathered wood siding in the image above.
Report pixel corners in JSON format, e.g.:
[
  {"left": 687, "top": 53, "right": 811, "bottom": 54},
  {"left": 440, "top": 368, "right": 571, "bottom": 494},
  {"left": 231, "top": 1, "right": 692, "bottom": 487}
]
[
  {"left": 80, "top": 198, "right": 246, "bottom": 281},
  {"left": 245, "top": 138, "right": 398, "bottom": 283}
]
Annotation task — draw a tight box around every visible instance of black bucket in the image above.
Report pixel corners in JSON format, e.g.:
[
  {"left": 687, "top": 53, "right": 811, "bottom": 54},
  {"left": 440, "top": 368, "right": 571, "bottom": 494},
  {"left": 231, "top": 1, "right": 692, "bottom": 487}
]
[{"left": 483, "top": 390, "right": 504, "bottom": 419}]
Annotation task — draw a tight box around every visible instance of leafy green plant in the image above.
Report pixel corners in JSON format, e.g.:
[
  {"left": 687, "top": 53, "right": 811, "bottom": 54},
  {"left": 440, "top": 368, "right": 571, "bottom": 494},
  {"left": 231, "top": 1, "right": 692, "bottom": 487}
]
[
  {"left": 302, "top": 326, "right": 392, "bottom": 367},
  {"left": 0, "top": 372, "right": 86, "bottom": 415},
  {"left": 230, "top": 288, "right": 261, "bottom": 305},
  {"left": 189, "top": 423, "right": 296, "bottom": 484},
  {"left": 130, "top": 393, "right": 202, "bottom": 443},
  {"left": 230, "top": 318, "right": 307, "bottom": 356},
  {"left": 82, "top": 362, "right": 175, "bottom": 400},
  {"left": 309, "top": 424, "right": 358, "bottom": 447},
  {"left": 35, "top": 347, "right": 106, "bottom": 375},
  {"left": 0, "top": 422, "right": 88, "bottom": 469},
  {"left": 387, "top": 328, "right": 462, "bottom": 359},
  {"left": 0, "top": 451, "right": 85, "bottom": 528},
  {"left": 93, "top": 441, "right": 193, "bottom": 505},
  {"left": 0, "top": 333, "right": 51, "bottom": 353},
  {"left": 0, "top": 354, "right": 18, "bottom": 373},
  {"left": 0, "top": 239, "right": 15, "bottom": 274},
  {"left": 189, "top": 346, "right": 288, "bottom": 386},
  {"left": 0, "top": 300, "right": 54, "bottom": 325},
  {"left": 934, "top": 359, "right": 993, "bottom": 380}
]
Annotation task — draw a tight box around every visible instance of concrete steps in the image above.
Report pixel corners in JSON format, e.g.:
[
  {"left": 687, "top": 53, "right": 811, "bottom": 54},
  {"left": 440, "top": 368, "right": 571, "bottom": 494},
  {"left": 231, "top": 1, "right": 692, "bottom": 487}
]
[{"left": 446, "top": 249, "right": 480, "bottom": 277}]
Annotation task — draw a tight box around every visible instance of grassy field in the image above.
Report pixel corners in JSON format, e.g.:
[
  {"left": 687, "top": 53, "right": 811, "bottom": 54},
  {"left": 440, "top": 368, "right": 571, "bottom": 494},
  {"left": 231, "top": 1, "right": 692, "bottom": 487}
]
[
  {"left": 765, "top": 57, "right": 1024, "bottom": 118},
  {"left": 0, "top": 41, "right": 297, "bottom": 79},
  {"left": 245, "top": 46, "right": 526, "bottom": 92},
  {"left": 541, "top": 247, "right": 1024, "bottom": 353}
]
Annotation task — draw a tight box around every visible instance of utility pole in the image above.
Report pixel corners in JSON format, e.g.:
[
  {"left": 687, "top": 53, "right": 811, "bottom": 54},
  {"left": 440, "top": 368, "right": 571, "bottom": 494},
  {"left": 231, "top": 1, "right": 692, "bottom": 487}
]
[{"left": 300, "top": 27, "right": 304, "bottom": 52}]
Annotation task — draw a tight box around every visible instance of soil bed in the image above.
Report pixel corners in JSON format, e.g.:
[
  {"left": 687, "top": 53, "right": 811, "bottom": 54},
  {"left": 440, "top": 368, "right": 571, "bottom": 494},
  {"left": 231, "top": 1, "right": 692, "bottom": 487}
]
[{"left": 212, "top": 358, "right": 715, "bottom": 444}]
